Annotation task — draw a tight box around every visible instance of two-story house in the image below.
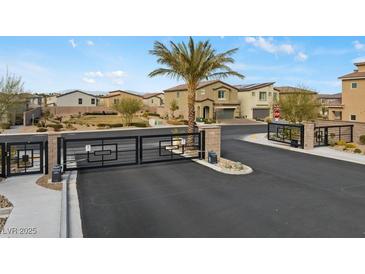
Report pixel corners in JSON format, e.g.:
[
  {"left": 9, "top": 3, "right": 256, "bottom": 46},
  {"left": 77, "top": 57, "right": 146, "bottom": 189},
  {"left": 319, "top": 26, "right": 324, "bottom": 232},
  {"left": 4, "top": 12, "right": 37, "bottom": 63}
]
[
  {"left": 235, "top": 82, "right": 278, "bottom": 120},
  {"left": 318, "top": 93, "right": 342, "bottom": 120},
  {"left": 143, "top": 92, "right": 164, "bottom": 107},
  {"left": 100, "top": 90, "right": 142, "bottom": 108},
  {"left": 163, "top": 80, "right": 240, "bottom": 120},
  {"left": 338, "top": 61, "right": 365, "bottom": 122},
  {"left": 56, "top": 90, "right": 99, "bottom": 107}
]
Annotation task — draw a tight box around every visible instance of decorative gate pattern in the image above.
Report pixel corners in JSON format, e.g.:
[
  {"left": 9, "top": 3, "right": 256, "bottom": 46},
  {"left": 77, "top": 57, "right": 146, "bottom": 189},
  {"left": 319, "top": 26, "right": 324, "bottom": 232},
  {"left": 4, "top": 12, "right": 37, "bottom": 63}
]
[
  {"left": 6, "top": 142, "right": 44, "bottom": 176},
  {"left": 267, "top": 123, "right": 304, "bottom": 148},
  {"left": 314, "top": 125, "right": 353, "bottom": 147}
]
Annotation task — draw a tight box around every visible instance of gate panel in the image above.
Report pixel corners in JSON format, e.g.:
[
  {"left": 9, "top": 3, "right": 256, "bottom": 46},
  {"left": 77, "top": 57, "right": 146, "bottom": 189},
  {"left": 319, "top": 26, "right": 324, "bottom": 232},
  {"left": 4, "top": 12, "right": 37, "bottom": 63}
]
[
  {"left": 140, "top": 132, "right": 201, "bottom": 164},
  {"left": 63, "top": 136, "right": 138, "bottom": 171},
  {"left": 267, "top": 123, "right": 304, "bottom": 148},
  {"left": 6, "top": 142, "right": 44, "bottom": 176},
  {"left": 0, "top": 143, "right": 5, "bottom": 177},
  {"left": 314, "top": 125, "right": 353, "bottom": 147}
]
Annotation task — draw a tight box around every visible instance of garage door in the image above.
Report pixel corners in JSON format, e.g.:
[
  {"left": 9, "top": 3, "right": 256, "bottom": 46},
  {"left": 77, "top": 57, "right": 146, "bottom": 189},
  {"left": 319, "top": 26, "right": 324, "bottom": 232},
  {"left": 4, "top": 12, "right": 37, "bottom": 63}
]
[
  {"left": 252, "top": 108, "right": 270, "bottom": 120},
  {"left": 216, "top": 109, "right": 234, "bottom": 119}
]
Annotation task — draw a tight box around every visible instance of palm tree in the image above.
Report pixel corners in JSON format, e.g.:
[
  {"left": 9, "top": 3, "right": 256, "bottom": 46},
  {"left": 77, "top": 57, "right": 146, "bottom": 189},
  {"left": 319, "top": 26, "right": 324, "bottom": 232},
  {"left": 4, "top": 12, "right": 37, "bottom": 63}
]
[{"left": 148, "top": 37, "right": 244, "bottom": 136}]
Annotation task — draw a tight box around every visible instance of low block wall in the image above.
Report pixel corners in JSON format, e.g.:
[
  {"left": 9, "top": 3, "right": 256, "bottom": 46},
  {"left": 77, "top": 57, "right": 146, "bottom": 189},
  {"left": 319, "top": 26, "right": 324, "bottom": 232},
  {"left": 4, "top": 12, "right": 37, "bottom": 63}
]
[
  {"left": 44, "top": 106, "right": 112, "bottom": 116},
  {"left": 23, "top": 107, "right": 42, "bottom": 126},
  {"left": 316, "top": 119, "right": 365, "bottom": 144}
]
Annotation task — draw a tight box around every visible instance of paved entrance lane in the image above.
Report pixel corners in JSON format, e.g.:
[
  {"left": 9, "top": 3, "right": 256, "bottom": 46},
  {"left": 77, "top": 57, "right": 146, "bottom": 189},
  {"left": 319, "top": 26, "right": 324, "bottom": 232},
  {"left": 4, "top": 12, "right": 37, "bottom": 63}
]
[{"left": 77, "top": 125, "right": 365, "bottom": 237}]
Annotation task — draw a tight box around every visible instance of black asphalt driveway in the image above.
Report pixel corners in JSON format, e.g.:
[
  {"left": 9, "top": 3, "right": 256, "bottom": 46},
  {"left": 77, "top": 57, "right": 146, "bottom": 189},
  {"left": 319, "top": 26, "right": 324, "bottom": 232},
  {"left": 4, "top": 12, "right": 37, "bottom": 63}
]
[{"left": 77, "top": 125, "right": 365, "bottom": 237}]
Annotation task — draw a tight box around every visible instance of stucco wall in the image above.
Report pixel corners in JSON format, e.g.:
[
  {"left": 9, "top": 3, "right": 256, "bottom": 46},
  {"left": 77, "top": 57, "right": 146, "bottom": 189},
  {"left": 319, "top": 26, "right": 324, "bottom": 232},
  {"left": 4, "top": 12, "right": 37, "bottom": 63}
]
[
  {"left": 23, "top": 107, "right": 42, "bottom": 126},
  {"left": 237, "top": 85, "right": 278, "bottom": 119},
  {"left": 101, "top": 93, "right": 142, "bottom": 108},
  {"left": 143, "top": 95, "right": 164, "bottom": 107},
  {"left": 342, "top": 79, "right": 365, "bottom": 122},
  {"left": 56, "top": 91, "right": 98, "bottom": 107}
]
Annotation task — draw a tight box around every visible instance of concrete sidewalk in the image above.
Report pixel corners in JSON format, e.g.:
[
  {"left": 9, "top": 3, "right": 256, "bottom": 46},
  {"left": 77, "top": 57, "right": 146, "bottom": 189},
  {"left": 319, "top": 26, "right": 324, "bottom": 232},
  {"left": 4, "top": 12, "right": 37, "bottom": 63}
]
[
  {"left": 0, "top": 175, "right": 62, "bottom": 238},
  {"left": 242, "top": 133, "right": 365, "bottom": 166}
]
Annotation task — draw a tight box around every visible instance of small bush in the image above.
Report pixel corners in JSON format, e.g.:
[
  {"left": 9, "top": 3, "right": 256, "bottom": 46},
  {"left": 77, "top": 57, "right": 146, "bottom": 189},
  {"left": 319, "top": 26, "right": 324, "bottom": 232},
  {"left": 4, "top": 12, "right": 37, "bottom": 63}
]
[
  {"left": 130, "top": 122, "right": 148, "bottom": 127},
  {"left": 345, "top": 143, "right": 357, "bottom": 149},
  {"left": 0, "top": 123, "right": 11, "bottom": 129},
  {"left": 354, "top": 148, "right": 362, "bottom": 154},
  {"left": 167, "top": 119, "right": 184, "bottom": 125},
  {"left": 335, "top": 140, "right": 347, "bottom": 146},
  {"left": 36, "top": 127, "right": 48, "bottom": 132},
  {"left": 37, "top": 121, "right": 46, "bottom": 127},
  {"left": 343, "top": 147, "right": 348, "bottom": 151},
  {"left": 196, "top": 117, "right": 204, "bottom": 123},
  {"left": 360, "top": 135, "right": 365, "bottom": 145},
  {"left": 96, "top": 123, "right": 108, "bottom": 127},
  {"left": 109, "top": 123, "right": 124, "bottom": 128},
  {"left": 264, "top": 116, "right": 272, "bottom": 123},
  {"left": 47, "top": 123, "right": 63, "bottom": 130}
]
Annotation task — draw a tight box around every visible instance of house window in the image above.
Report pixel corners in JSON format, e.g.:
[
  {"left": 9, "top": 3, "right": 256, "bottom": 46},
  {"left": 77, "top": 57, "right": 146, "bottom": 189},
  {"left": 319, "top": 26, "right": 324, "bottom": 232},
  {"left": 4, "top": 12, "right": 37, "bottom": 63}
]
[
  {"left": 252, "top": 92, "right": 255, "bottom": 97},
  {"left": 218, "top": 90, "right": 225, "bottom": 99},
  {"left": 259, "top": 92, "right": 267, "bottom": 101},
  {"left": 351, "top": 82, "right": 358, "bottom": 89},
  {"left": 114, "top": 98, "right": 119, "bottom": 104},
  {"left": 78, "top": 98, "right": 83, "bottom": 105},
  {"left": 177, "top": 91, "right": 180, "bottom": 98},
  {"left": 350, "top": 114, "right": 356, "bottom": 121},
  {"left": 91, "top": 98, "right": 95, "bottom": 104}
]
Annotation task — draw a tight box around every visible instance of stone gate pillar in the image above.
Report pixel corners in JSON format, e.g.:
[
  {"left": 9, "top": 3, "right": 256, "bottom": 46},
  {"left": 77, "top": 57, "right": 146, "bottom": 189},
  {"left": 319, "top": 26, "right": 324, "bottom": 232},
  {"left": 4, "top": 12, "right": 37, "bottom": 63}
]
[
  {"left": 197, "top": 125, "right": 221, "bottom": 161},
  {"left": 303, "top": 122, "right": 315, "bottom": 150},
  {"left": 47, "top": 132, "right": 62, "bottom": 176}
]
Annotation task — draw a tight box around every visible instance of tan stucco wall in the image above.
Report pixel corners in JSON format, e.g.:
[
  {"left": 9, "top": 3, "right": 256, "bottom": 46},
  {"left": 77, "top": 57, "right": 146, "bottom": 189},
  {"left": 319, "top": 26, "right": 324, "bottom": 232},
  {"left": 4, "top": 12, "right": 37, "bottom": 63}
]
[
  {"left": 342, "top": 79, "right": 365, "bottom": 122},
  {"left": 101, "top": 92, "right": 142, "bottom": 108},
  {"left": 164, "top": 82, "right": 239, "bottom": 119},
  {"left": 56, "top": 92, "right": 98, "bottom": 107},
  {"left": 237, "top": 84, "right": 278, "bottom": 119},
  {"left": 143, "top": 94, "right": 164, "bottom": 107}
]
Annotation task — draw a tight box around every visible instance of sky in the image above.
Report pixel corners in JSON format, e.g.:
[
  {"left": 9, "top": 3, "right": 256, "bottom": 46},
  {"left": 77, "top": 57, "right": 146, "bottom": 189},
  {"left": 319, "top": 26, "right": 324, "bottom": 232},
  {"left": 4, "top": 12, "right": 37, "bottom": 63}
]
[{"left": 0, "top": 36, "right": 365, "bottom": 95}]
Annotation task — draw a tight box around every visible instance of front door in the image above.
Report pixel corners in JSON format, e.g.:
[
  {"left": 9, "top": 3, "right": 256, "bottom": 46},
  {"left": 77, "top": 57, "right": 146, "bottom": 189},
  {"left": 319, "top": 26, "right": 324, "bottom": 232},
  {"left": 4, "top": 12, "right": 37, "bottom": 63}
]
[{"left": 203, "top": 106, "right": 210, "bottom": 119}]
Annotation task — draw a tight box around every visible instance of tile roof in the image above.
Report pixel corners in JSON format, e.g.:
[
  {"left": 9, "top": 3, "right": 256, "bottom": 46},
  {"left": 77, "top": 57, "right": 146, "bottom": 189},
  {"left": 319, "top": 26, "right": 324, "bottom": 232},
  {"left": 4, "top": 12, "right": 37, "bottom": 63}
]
[
  {"left": 275, "top": 86, "right": 318, "bottom": 94},
  {"left": 102, "top": 90, "right": 142, "bottom": 98},
  {"left": 234, "top": 82, "right": 275, "bottom": 91},
  {"left": 318, "top": 93, "right": 342, "bottom": 99},
  {"left": 142, "top": 92, "right": 163, "bottom": 99},
  {"left": 56, "top": 90, "right": 98, "bottom": 98},
  {"left": 164, "top": 80, "right": 238, "bottom": 92},
  {"left": 338, "top": 71, "right": 365, "bottom": 79}
]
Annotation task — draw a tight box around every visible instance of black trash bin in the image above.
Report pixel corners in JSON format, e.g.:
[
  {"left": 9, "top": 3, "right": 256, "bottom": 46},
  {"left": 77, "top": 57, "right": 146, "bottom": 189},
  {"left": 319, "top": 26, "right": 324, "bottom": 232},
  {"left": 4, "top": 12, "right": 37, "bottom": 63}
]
[
  {"left": 208, "top": 151, "right": 218, "bottom": 164},
  {"left": 290, "top": 139, "right": 299, "bottom": 148},
  {"left": 52, "top": 165, "right": 62, "bottom": 183}
]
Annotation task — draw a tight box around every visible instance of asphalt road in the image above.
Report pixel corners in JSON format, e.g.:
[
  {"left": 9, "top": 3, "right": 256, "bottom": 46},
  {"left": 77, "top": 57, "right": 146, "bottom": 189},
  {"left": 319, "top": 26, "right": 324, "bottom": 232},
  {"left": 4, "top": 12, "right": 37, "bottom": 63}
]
[{"left": 77, "top": 125, "right": 365, "bottom": 237}]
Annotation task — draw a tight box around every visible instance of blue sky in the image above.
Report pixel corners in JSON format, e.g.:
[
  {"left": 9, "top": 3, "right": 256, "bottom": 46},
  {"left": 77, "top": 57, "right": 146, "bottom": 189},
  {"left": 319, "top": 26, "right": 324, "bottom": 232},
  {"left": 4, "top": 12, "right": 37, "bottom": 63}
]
[{"left": 1, "top": 36, "right": 365, "bottom": 94}]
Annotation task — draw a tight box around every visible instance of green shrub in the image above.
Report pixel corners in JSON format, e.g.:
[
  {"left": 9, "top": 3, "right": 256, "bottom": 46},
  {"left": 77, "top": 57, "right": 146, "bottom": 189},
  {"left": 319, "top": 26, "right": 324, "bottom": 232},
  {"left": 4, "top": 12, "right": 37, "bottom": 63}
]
[
  {"left": 264, "top": 116, "right": 272, "bottom": 123},
  {"left": 354, "top": 148, "right": 362, "bottom": 154},
  {"left": 167, "top": 119, "right": 184, "bottom": 125},
  {"left": 36, "top": 127, "right": 48, "bottom": 132},
  {"left": 360, "top": 135, "right": 365, "bottom": 145},
  {"left": 196, "top": 117, "right": 204, "bottom": 123},
  {"left": 37, "top": 121, "right": 46, "bottom": 127},
  {"left": 335, "top": 140, "right": 347, "bottom": 146},
  {"left": 47, "top": 123, "right": 63, "bottom": 130},
  {"left": 130, "top": 122, "right": 148, "bottom": 127},
  {"left": 345, "top": 143, "right": 357, "bottom": 149},
  {"left": 0, "top": 123, "right": 11, "bottom": 129}
]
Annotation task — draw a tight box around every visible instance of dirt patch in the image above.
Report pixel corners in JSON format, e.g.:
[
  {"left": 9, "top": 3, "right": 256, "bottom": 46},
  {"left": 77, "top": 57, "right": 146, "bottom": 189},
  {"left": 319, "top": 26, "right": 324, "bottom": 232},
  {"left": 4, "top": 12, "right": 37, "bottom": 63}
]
[
  {"left": 0, "top": 194, "right": 13, "bottom": 208},
  {"left": 36, "top": 175, "right": 62, "bottom": 191}
]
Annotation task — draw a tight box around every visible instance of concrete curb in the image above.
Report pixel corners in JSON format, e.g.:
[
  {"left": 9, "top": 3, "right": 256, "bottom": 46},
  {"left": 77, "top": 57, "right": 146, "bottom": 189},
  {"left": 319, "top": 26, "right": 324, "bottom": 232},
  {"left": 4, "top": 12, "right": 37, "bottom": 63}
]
[
  {"left": 59, "top": 170, "right": 83, "bottom": 238},
  {"left": 193, "top": 159, "right": 253, "bottom": 175},
  {"left": 241, "top": 133, "right": 365, "bottom": 166}
]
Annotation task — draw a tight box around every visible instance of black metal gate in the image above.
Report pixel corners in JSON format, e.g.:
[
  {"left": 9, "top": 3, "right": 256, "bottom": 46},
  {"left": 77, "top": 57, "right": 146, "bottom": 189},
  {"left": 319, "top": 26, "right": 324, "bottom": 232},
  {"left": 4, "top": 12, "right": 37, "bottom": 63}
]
[
  {"left": 6, "top": 142, "right": 44, "bottom": 176},
  {"left": 0, "top": 143, "right": 5, "bottom": 178},
  {"left": 61, "top": 136, "right": 139, "bottom": 171},
  {"left": 60, "top": 132, "right": 203, "bottom": 171},
  {"left": 314, "top": 125, "right": 353, "bottom": 147},
  {"left": 267, "top": 123, "right": 304, "bottom": 148},
  {"left": 140, "top": 132, "right": 202, "bottom": 164}
]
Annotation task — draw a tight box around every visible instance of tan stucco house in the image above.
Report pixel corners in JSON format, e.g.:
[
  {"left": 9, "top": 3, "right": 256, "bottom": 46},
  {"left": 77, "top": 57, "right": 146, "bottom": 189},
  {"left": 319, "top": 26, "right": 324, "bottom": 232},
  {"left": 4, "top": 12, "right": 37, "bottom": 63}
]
[
  {"left": 163, "top": 80, "right": 240, "bottom": 120},
  {"left": 56, "top": 90, "right": 99, "bottom": 107},
  {"left": 143, "top": 92, "right": 164, "bottom": 107},
  {"left": 318, "top": 93, "right": 342, "bottom": 120},
  {"left": 235, "top": 82, "right": 278, "bottom": 120},
  {"left": 337, "top": 61, "right": 365, "bottom": 122},
  {"left": 100, "top": 90, "right": 142, "bottom": 108}
]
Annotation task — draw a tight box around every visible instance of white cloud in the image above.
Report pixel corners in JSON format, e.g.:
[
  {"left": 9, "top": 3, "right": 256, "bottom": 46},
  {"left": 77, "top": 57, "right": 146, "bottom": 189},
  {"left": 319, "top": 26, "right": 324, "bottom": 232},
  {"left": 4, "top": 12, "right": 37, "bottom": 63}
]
[
  {"left": 81, "top": 70, "right": 126, "bottom": 86},
  {"left": 84, "top": 71, "right": 103, "bottom": 78},
  {"left": 353, "top": 40, "right": 365, "bottom": 51},
  {"left": 353, "top": 56, "right": 365, "bottom": 63},
  {"left": 86, "top": 40, "right": 95, "bottom": 46},
  {"left": 244, "top": 37, "right": 295, "bottom": 55},
  {"left": 295, "top": 52, "right": 308, "bottom": 62},
  {"left": 69, "top": 39, "right": 77, "bottom": 48},
  {"left": 82, "top": 77, "right": 96, "bottom": 84},
  {"left": 106, "top": 70, "right": 126, "bottom": 78}
]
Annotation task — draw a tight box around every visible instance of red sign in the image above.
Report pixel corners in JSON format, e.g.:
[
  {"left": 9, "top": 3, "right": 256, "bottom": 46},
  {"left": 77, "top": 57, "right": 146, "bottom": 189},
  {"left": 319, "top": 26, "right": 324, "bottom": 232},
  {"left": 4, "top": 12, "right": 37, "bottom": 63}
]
[{"left": 273, "top": 105, "right": 280, "bottom": 120}]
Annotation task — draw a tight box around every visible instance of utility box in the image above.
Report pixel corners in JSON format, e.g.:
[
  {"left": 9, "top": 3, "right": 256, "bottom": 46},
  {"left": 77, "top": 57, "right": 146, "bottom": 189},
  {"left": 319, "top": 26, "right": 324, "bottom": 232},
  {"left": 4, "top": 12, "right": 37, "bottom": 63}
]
[
  {"left": 291, "top": 139, "right": 299, "bottom": 148},
  {"left": 52, "top": 165, "right": 62, "bottom": 183},
  {"left": 208, "top": 151, "right": 218, "bottom": 164}
]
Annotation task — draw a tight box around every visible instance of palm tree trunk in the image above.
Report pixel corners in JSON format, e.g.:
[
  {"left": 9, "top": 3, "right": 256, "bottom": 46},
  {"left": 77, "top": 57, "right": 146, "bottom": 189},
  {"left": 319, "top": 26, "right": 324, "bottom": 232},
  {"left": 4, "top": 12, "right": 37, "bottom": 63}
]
[{"left": 187, "top": 83, "right": 196, "bottom": 146}]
